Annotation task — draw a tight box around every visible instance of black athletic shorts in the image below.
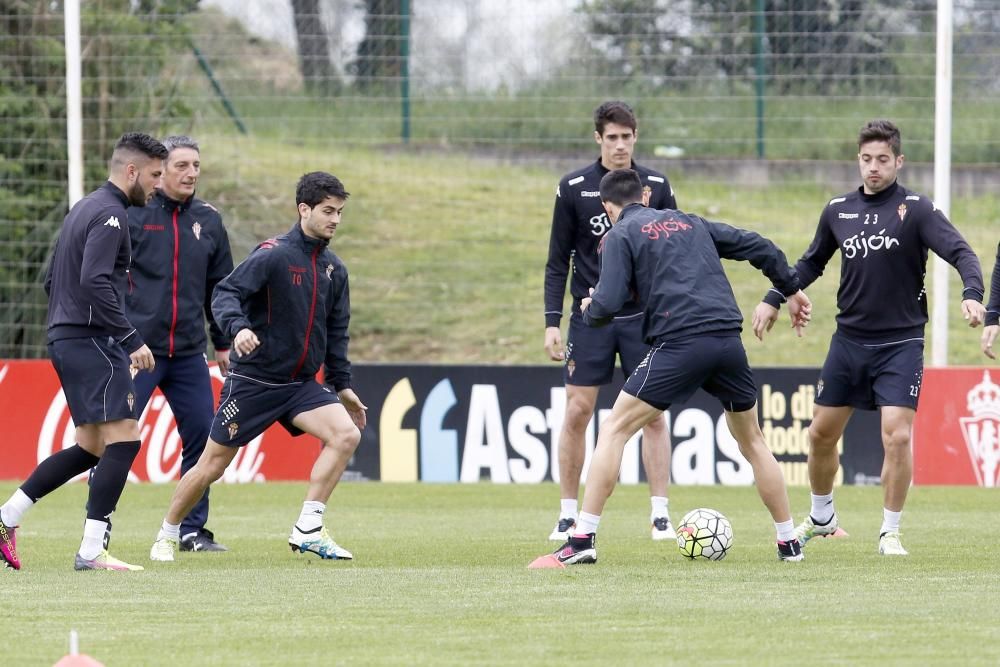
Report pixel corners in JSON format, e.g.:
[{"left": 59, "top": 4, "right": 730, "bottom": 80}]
[
  {"left": 565, "top": 311, "right": 650, "bottom": 386},
  {"left": 48, "top": 337, "right": 138, "bottom": 425},
  {"left": 815, "top": 332, "right": 924, "bottom": 410},
  {"left": 210, "top": 372, "right": 341, "bottom": 447},
  {"left": 623, "top": 333, "right": 757, "bottom": 412}
]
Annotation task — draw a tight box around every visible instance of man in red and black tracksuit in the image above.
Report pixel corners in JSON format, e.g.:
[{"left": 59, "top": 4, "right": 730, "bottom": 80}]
[
  {"left": 754, "top": 120, "right": 985, "bottom": 556},
  {"left": 0, "top": 132, "right": 166, "bottom": 571},
  {"left": 540, "top": 168, "right": 811, "bottom": 567},
  {"left": 120, "top": 136, "right": 234, "bottom": 552},
  {"left": 150, "top": 171, "right": 367, "bottom": 563}
]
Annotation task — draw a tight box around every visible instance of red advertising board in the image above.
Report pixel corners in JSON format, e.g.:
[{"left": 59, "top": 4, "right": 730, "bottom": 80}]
[
  {"left": 913, "top": 367, "right": 1000, "bottom": 487},
  {"left": 0, "top": 360, "right": 316, "bottom": 483},
  {"left": 11, "top": 360, "right": 986, "bottom": 486}
]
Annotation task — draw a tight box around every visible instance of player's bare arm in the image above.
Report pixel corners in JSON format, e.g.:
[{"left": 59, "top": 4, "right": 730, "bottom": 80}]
[
  {"left": 233, "top": 327, "right": 260, "bottom": 357},
  {"left": 751, "top": 302, "right": 779, "bottom": 341},
  {"left": 544, "top": 326, "right": 564, "bottom": 361},
  {"left": 962, "top": 299, "right": 985, "bottom": 328},
  {"left": 129, "top": 344, "right": 155, "bottom": 371},
  {"left": 785, "top": 290, "right": 812, "bottom": 337},
  {"left": 337, "top": 388, "right": 368, "bottom": 430},
  {"left": 215, "top": 348, "right": 231, "bottom": 375}
]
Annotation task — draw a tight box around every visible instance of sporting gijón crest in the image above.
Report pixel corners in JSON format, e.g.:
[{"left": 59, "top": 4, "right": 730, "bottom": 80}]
[{"left": 959, "top": 370, "right": 1000, "bottom": 487}]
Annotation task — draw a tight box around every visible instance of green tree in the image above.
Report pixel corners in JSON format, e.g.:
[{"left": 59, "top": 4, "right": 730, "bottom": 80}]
[
  {"left": 580, "top": 0, "right": 903, "bottom": 94},
  {"left": 0, "top": 0, "right": 194, "bottom": 357}
]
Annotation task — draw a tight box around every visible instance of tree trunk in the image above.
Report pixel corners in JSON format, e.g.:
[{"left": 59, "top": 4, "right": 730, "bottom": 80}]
[
  {"left": 355, "top": 0, "right": 403, "bottom": 90},
  {"left": 291, "top": 0, "right": 336, "bottom": 93}
]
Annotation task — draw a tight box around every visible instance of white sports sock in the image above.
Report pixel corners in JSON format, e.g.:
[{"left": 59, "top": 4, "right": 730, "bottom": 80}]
[
  {"left": 78, "top": 519, "right": 108, "bottom": 560},
  {"left": 158, "top": 520, "right": 180, "bottom": 541},
  {"left": 810, "top": 492, "right": 835, "bottom": 524},
  {"left": 881, "top": 509, "right": 902, "bottom": 535},
  {"left": 576, "top": 511, "right": 601, "bottom": 535},
  {"left": 650, "top": 496, "right": 669, "bottom": 522},
  {"left": 559, "top": 499, "right": 578, "bottom": 520},
  {"left": 775, "top": 519, "right": 795, "bottom": 542},
  {"left": 296, "top": 501, "right": 325, "bottom": 532},
  {"left": 1, "top": 488, "right": 34, "bottom": 526}
]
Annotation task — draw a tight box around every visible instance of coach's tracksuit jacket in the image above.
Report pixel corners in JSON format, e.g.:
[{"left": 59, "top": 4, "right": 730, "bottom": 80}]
[
  {"left": 126, "top": 190, "right": 233, "bottom": 356},
  {"left": 584, "top": 204, "right": 800, "bottom": 344},
  {"left": 211, "top": 222, "right": 352, "bottom": 390},
  {"left": 763, "top": 181, "right": 983, "bottom": 342},
  {"left": 544, "top": 159, "right": 677, "bottom": 328},
  {"left": 45, "top": 182, "right": 145, "bottom": 353}
]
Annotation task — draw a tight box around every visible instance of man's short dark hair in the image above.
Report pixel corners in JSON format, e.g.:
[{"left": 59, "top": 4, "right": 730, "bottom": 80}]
[
  {"left": 162, "top": 135, "right": 200, "bottom": 156},
  {"left": 296, "top": 172, "right": 349, "bottom": 209},
  {"left": 113, "top": 132, "right": 168, "bottom": 160},
  {"left": 600, "top": 169, "right": 644, "bottom": 206},
  {"left": 594, "top": 100, "right": 637, "bottom": 136},
  {"left": 858, "top": 119, "right": 902, "bottom": 156}
]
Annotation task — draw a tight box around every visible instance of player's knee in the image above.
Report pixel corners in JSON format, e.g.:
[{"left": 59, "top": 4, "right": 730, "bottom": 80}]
[
  {"left": 642, "top": 414, "right": 668, "bottom": 438},
  {"left": 563, "top": 400, "right": 592, "bottom": 428},
  {"left": 808, "top": 424, "right": 840, "bottom": 451},
  {"left": 324, "top": 423, "right": 361, "bottom": 455},
  {"left": 882, "top": 428, "right": 911, "bottom": 456},
  {"left": 198, "top": 458, "right": 228, "bottom": 483}
]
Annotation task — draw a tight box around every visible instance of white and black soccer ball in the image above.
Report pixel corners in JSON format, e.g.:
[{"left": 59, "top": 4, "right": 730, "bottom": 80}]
[{"left": 676, "top": 508, "right": 733, "bottom": 561}]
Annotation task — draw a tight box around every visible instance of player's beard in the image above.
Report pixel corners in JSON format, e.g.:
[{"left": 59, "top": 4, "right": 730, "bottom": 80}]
[{"left": 127, "top": 180, "right": 149, "bottom": 206}]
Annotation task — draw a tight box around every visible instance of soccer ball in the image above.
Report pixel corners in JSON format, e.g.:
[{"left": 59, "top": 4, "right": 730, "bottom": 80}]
[{"left": 676, "top": 508, "right": 733, "bottom": 561}]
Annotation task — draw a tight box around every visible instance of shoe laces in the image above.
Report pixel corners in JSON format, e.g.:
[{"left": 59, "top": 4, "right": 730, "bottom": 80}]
[{"left": 652, "top": 517, "right": 671, "bottom": 531}]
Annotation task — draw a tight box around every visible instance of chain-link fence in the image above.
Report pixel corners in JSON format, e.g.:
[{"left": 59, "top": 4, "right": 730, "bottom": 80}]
[{"left": 2, "top": 0, "right": 999, "bottom": 359}]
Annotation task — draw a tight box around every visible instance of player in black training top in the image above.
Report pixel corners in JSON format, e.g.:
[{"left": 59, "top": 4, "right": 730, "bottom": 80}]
[
  {"left": 535, "top": 168, "right": 812, "bottom": 567},
  {"left": 0, "top": 132, "right": 167, "bottom": 572},
  {"left": 150, "top": 171, "right": 367, "bottom": 563},
  {"left": 753, "top": 119, "right": 985, "bottom": 557},
  {"left": 543, "top": 101, "right": 678, "bottom": 543}
]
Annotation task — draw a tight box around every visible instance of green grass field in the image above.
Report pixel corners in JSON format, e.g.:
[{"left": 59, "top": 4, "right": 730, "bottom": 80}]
[
  {"left": 4, "top": 481, "right": 999, "bottom": 666},
  {"left": 193, "top": 136, "right": 1000, "bottom": 368}
]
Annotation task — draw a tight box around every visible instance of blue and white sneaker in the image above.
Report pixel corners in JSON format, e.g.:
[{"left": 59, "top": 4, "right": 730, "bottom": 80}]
[
  {"left": 794, "top": 513, "right": 839, "bottom": 546},
  {"left": 289, "top": 525, "right": 353, "bottom": 560}
]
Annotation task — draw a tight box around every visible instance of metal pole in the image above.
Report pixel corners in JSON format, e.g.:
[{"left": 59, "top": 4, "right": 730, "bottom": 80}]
[
  {"left": 400, "top": 0, "right": 411, "bottom": 144},
  {"left": 753, "top": 0, "right": 766, "bottom": 159},
  {"left": 64, "top": 0, "right": 84, "bottom": 207},
  {"left": 191, "top": 44, "right": 248, "bottom": 135},
  {"left": 932, "top": 0, "right": 953, "bottom": 365}
]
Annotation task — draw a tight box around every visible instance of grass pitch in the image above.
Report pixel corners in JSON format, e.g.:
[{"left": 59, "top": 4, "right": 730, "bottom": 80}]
[{"left": 3, "top": 481, "right": 999, "bottom": 666}]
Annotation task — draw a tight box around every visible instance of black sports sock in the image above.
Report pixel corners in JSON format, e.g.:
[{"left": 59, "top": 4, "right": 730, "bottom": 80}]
[
  {"left": 86, "top": 441, "right": 141, "bottom": 521},
  {"left": 20, "top": 444, "right": 100, "bottom": 502}
]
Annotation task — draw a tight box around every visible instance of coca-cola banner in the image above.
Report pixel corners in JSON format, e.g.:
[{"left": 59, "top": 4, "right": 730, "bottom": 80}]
[
  {"left": 913, "top": 368, "right": 1000, "bottom": 487},
  {"left": 2, "top": 360, "right": 891, "bottom": 485}
]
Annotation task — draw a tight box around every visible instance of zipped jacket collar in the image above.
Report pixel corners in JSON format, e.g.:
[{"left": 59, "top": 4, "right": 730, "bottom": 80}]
[
  {"left": 153, "top": 189, "right": 195, "bottom": 213},
  {"left": 288, "top": 221, "right": 330, "bottom": 251}
]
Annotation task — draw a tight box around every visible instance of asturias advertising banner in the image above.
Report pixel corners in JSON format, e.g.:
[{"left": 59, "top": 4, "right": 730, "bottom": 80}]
[{"left": 0, "top": 360, "right": 893, "bottom": 485}]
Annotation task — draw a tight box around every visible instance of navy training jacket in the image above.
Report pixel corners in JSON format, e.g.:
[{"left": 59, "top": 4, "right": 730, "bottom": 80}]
[
  {"left": 211, "top": 222, "right": 352, "bottom": 389},
  {"left": 126, "top": 190, "right": 233, "bottom": 357},
  {"left": 45, "top": 182, "right": 144, "bottom": 352},
  {"left": 544, "top": 159, "right": 676, "bottom": 327},
  {"left": 585, "top": 204, "right": 800, "bottom": 344}
]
